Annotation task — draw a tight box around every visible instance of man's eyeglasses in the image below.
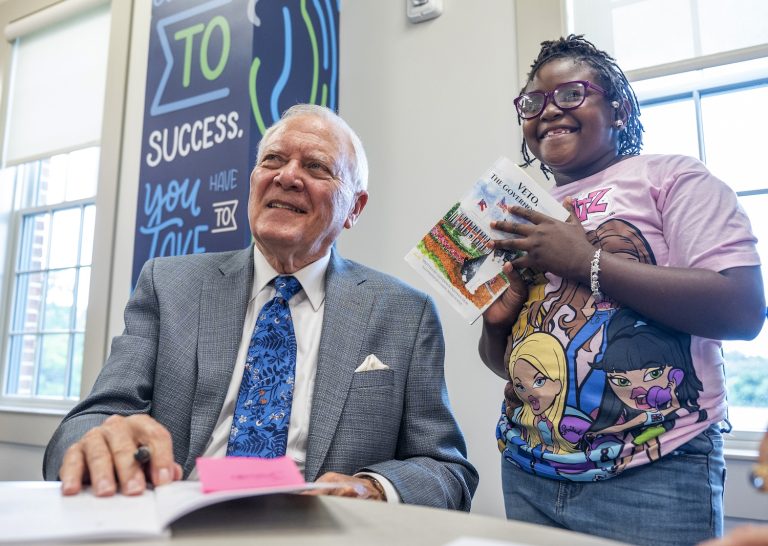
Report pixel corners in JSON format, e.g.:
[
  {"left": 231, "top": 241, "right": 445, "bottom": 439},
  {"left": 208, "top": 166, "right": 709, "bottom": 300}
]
[{"left": 514, "top": 80, "right": 607, "bottom": 120}]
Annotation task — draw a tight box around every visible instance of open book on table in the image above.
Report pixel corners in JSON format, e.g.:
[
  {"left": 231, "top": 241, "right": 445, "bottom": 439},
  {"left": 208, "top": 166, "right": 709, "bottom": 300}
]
[
  {"left": 0, "top": 457, "right": 330, "bottom": 543},
  {"left": 405, "top": 156, "right": 569, "bottom": 323}
]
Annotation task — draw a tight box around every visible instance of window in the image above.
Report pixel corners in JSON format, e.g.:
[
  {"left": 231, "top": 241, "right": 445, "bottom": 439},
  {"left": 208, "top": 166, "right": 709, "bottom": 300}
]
[
  {"left": 2, "top": 148, "right": 98, "bottom": 406},
  {"left": 0, "top": 1, "right": 110, "bottom": 413},
  {"left": 567, "top": 0, "right": 768, "bottom": 72},
  {"left": 635, "top": 61, "right": 768, "bottom": 433}
]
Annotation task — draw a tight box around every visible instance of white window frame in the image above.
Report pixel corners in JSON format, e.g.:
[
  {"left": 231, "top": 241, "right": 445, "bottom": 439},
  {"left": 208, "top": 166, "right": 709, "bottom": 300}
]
[{"left": 0, "top": 0, "right": 133, "bottom": 447}]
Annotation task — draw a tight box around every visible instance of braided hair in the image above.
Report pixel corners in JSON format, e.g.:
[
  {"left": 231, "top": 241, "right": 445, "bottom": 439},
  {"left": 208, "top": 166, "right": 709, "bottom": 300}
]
[{"left": 519, "top": 34, "right": 644, "bottom": 177}]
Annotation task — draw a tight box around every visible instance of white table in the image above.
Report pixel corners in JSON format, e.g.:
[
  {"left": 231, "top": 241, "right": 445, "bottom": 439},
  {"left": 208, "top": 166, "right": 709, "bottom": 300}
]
[{"left": 88, "top": 493, "right": 628, "bottom": 546}]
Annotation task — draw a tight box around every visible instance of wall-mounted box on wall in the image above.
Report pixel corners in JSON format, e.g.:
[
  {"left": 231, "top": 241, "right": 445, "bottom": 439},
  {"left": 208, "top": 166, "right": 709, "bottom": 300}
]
[{"left": 406, "top": 0, "right": 443, "bottom": 23}]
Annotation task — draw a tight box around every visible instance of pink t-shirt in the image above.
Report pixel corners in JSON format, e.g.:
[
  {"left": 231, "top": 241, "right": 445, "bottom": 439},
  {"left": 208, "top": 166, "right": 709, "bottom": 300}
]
[{"left": 497, "top": 154, "right": 760, "bottom": 482}]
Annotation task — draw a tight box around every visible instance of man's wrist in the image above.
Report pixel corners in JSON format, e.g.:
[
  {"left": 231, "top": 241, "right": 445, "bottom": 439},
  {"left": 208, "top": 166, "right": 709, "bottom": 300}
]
[{"left": 359, "top": 475, "right": 387, "bottom": 500}]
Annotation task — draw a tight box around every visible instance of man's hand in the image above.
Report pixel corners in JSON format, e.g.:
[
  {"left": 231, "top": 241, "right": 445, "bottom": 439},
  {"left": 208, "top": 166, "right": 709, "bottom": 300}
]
[
  {"left": 59, "top": 414, "right": 182, "bottom": 497},
  {"left": 308, "top": 472, "right": 387, "bottom": 501}
]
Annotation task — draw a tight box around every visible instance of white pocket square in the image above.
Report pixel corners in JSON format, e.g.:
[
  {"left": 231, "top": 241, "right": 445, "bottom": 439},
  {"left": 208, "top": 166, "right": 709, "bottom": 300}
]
[{"left": 354, "top": 354, "right": 390, "bottom": 372}]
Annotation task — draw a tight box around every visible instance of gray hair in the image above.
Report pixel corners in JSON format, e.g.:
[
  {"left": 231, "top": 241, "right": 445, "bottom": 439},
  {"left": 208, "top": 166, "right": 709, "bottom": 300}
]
[{"left": 257, "top": 104, "right": 369, "bottom": 193}]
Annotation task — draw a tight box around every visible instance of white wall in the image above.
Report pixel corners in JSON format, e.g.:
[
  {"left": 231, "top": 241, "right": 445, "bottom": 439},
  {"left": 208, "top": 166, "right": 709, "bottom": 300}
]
[{"left": 335, "top": 0, "right": 517, "bottom": 518}]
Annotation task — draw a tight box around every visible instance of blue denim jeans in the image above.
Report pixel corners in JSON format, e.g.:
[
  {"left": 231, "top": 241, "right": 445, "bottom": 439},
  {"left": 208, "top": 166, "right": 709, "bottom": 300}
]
[{"left": 501, "top": 426, "right": 725, "bottom": 546}]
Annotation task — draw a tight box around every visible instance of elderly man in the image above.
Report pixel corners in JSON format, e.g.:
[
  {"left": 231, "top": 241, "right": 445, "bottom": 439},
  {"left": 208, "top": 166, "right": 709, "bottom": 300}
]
[{"left": 43, "top": 104, "right": 478, "bottom": 510}]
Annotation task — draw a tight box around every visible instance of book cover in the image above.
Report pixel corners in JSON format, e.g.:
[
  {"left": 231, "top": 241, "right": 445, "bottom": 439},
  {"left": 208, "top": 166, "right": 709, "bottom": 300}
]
[{"left": 405, "top": 156, "right": 568, "bottom": 323}]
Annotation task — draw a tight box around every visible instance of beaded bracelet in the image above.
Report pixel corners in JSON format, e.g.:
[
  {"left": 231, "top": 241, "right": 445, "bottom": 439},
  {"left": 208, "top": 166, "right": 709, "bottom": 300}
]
[{"left": 590, "top": 248, "right": 604, "bottom": 303}]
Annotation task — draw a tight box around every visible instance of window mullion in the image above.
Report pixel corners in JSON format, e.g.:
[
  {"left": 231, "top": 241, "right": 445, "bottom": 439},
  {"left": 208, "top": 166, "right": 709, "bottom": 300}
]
[
  {"left": 16, "top": 196, "right": 95, "bottom": 217},
  {"left": 1, "top": 188, "right": 23, "bottom": 397},
  {"left": 63, "top": 205, "right": 87, "bottom": 398},
  {"left": 693, "top": 90, "right": 706, "bottom": 163},
  {"left": 688, "top": 0, "right": 702, "bottom": 58},
  {"left": 30, "top": 199, "right": 54, "bottom": 397},
  {"left": 63, "top": 325, "right": 74, "bottom": 399},
  {"left": 736, "top": 188, "right": 768, "bottom": 197},
  {"left": 30, "top": 274, "right": 47, "bottom": 397},
  {"left": 6, "top": 204, "right": 32, "bottom": 395}
]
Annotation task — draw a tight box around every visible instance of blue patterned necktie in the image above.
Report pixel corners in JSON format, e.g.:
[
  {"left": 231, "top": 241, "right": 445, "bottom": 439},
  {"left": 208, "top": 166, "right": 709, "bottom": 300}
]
[{"left": 227, "top": 275, "right": 302, "bottom": 457}]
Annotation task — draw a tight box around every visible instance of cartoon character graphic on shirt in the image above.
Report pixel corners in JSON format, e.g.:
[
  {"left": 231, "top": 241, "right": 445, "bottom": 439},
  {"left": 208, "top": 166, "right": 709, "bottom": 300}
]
[
  {"left": 509, "top": 217, "right": 658, "bottom": 448},
  {"left": 585, "top": 308, "right": 706, "bottom": 471},
  {"left": 506, "top": 333, "right": 576, "bottom": 454},
  {"left": 500, "top": 211, "right": 707, "bottom": 480},
  {"left": 498, "top": 332, "right": 580, "bottom": 479}
]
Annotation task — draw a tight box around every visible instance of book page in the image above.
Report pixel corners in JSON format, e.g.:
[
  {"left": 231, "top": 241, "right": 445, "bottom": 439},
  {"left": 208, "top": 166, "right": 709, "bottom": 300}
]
[
  {"left": 405, "top": 157, "right": 567, "bottom": 323},
  {"left": 0, "top": 481, "right": 165, "bottom": 543}
]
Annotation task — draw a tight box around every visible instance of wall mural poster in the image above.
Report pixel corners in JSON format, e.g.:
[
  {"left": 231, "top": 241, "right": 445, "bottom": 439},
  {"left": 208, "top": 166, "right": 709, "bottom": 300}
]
[{"left": 132, "top": 0, "right": 340, "bottom": 286}]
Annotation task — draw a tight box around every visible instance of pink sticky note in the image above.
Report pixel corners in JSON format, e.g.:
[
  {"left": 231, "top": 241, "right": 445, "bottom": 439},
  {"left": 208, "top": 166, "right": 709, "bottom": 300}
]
[{"left": 196, "top": 456, "right": 305, "bottom": 493}]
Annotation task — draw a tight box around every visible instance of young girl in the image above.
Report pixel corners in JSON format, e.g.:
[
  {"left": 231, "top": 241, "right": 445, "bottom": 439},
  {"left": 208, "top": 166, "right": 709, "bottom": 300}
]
[{"left": 479, "top": 35, "right": 765, "bottom": 546}]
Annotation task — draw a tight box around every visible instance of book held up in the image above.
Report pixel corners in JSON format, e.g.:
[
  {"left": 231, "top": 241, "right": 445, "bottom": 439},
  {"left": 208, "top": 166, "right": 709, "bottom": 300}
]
[{"left": 405, "top": 156, "right": 569, "bottom": 323}]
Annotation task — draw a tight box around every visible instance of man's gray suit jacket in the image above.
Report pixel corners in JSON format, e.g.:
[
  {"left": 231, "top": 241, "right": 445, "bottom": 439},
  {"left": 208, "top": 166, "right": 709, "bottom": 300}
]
[{"left": 43, "top": 245, "right": 478, "bottom": 510}]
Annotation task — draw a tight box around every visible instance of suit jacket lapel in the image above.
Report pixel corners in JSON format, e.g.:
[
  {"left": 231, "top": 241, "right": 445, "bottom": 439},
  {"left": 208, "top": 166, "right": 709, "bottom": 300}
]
[
  {"left": 183, "top": 246, "right": 253, "bottom": 473},
  {"left": 304, "top": 249, "right": 374, "bottom": 481}
]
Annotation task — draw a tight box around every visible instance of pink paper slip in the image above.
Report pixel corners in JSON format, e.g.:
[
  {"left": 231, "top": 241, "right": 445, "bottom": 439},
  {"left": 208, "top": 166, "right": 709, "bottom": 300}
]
[{"left": 196, "top": 456, "right": 306, "bottom": 493}]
